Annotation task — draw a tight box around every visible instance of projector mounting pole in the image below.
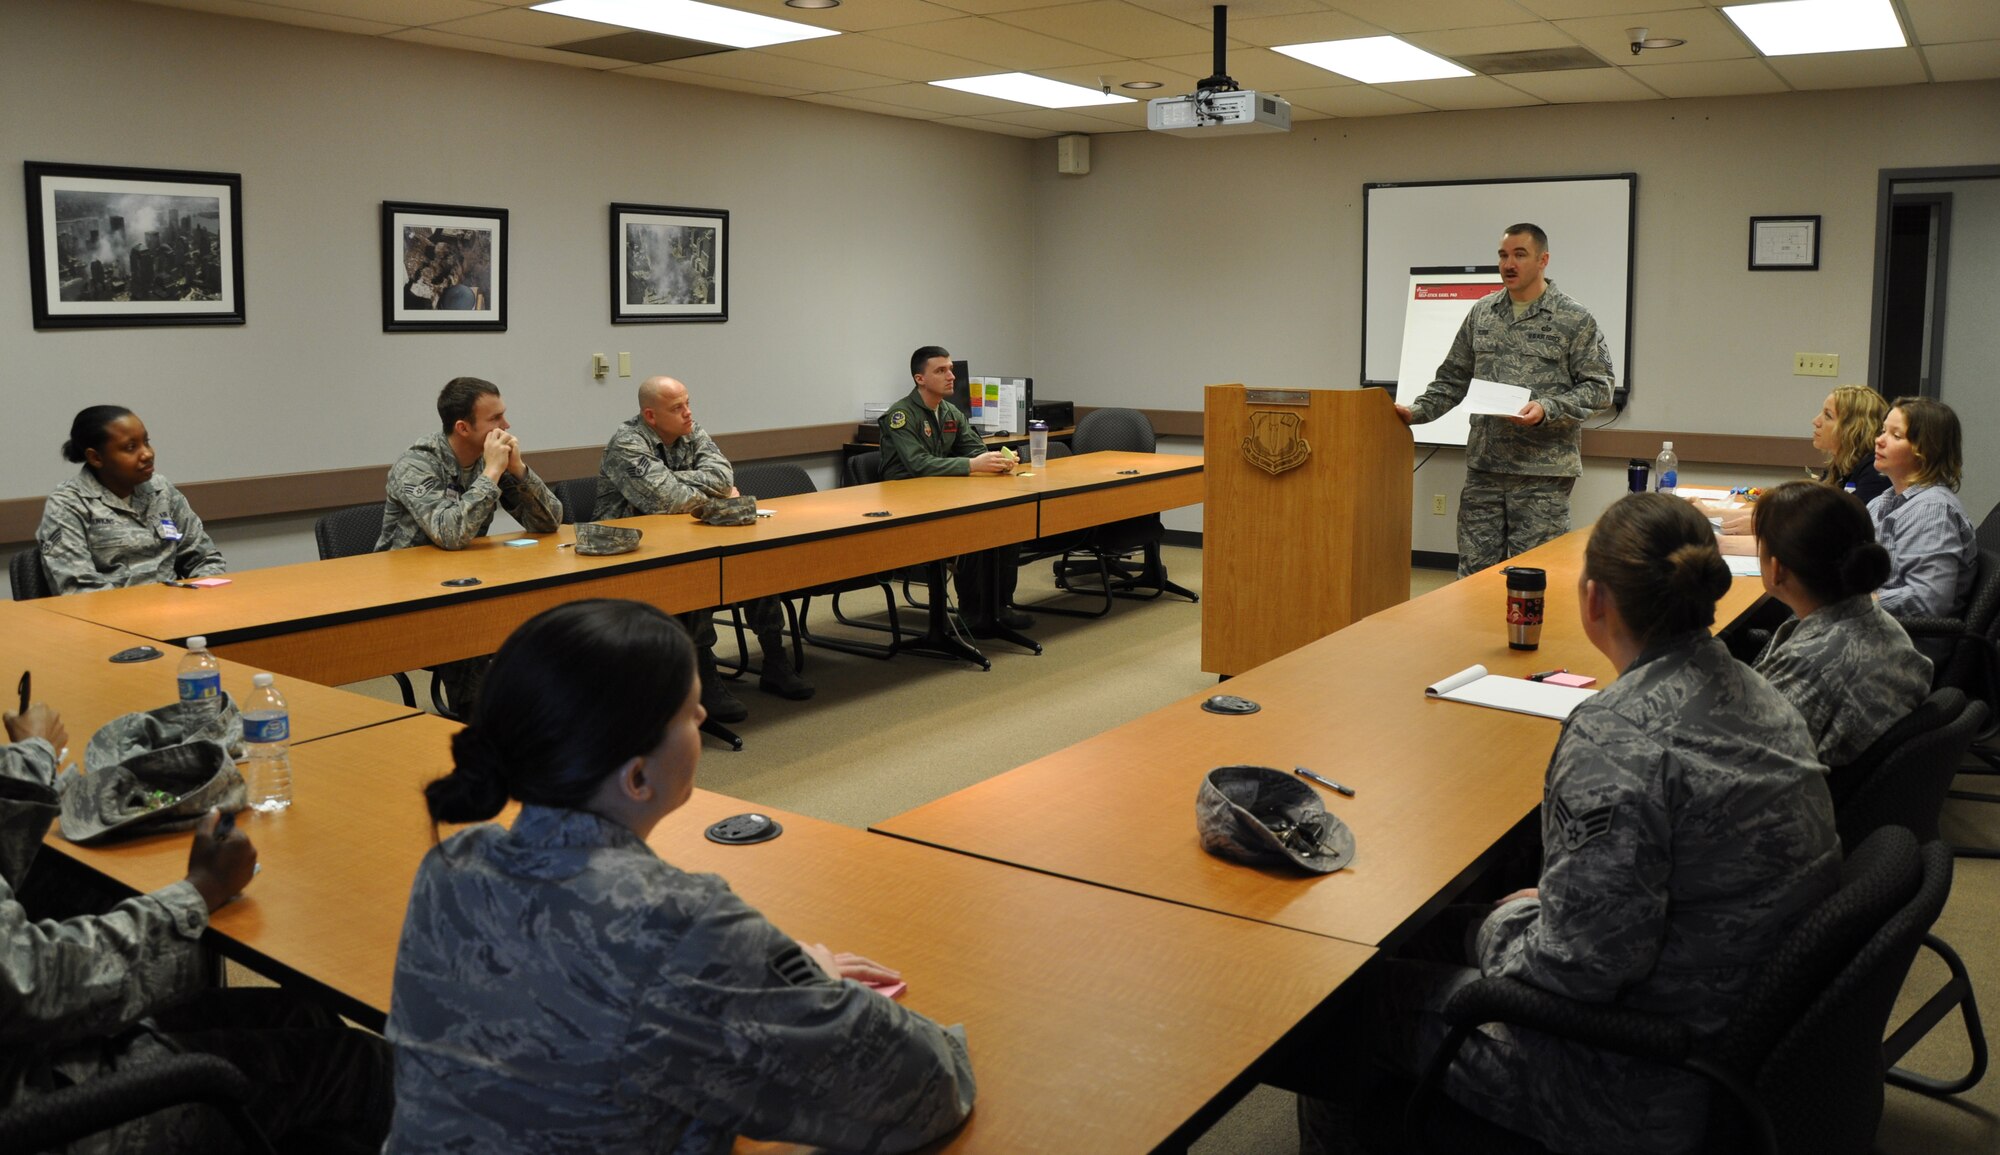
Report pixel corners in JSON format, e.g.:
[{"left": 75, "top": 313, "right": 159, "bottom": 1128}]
[{"left": 1197, "top": 4, "right": 1238, "bottom": 93}]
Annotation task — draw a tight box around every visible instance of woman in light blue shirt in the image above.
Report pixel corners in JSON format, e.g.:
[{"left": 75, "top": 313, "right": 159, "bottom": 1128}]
[{"left": 1867, "top": 396, "right": 1976, "bottom": 619}]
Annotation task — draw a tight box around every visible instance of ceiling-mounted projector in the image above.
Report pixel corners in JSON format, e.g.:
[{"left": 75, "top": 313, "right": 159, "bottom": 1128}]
[
  {"left": 1146, "top": 4, "right": 1291, "bottom": 137},
  {"left": 1147, "top": 89, "right": 1291, "bottom": 135}
]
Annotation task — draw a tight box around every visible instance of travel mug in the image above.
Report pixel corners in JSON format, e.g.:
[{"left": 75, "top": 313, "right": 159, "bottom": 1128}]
[
  {"left": 1503, "top": 566, "right": 1546, "bottom": 651},
  {"left": 1627, "top": 459, "right": 1650, "bottom": 493}
]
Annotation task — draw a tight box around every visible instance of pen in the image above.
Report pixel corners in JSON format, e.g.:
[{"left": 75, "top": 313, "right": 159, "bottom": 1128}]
[
  {"left": 15, "top": 671, "right": 27, "bottom": 715},
  {"left": 1528, "top": 668, "right": 1567, "bottom": 682},
  {"left": 1294, "top": 766, "right": 1356, "bottom": 797}
]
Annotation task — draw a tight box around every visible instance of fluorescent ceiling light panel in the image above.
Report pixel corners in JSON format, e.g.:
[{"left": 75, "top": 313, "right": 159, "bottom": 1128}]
[
  {"left": 930, "top": 74, "right": 1135, "bottom": 108},
  {"left": 532, "top": 0, "right": 836, "bottom": 49},
  {"left": 1273, "top": 36, "right": 1472, "bottom": 84},
  {"left": 1721, "top": 0, "right": 1905, "bottom": 57}
]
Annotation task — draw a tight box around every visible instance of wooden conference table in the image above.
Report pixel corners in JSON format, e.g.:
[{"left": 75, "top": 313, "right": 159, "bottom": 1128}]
[
  {"left": 1, "top": 599, "right": 416, "bottom": 748},
  {"left": 47, "top": 712, "right": 1371, "bottom": 1155},
  {"left": 36, "top": 452, "right": 1203, "bottom": 686},
  {"left": 877, "top": 529, "right": 1768, "bottom": 952}
]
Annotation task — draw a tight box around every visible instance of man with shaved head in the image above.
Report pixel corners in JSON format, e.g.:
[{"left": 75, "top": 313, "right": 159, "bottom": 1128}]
[{"left": 596, "top": 376, "right": 812, "bottom": 720}]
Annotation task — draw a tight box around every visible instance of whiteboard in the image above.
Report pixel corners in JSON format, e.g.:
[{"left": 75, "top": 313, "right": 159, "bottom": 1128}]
[
  {"left": 1394, "top": 270, "right": 1502, "bottom": 448},
  {"left": 1362, "top": 175, "right": 1635, "bottom": 405}
]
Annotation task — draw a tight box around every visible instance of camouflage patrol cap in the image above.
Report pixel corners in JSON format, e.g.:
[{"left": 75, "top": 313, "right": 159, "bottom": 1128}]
[
  {"left": 1197, "top": 765, "right": 1354, "bottom": 874},
  {"left": 692, "top": 495, "right": 757, "bottom": 526},
  {"left": 574, "top": 521, "right": 643, "bottom": 556},
  {"left": 60, "top": 739, "right": 243, "bottom": 844},
  {"left": 84, "top": 693, "right": 242, "bottom": 771}
]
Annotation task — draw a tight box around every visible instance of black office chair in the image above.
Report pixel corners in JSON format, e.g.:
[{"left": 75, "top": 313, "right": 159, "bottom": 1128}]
[
  {"left": 1405, "top": 827, "right": 1948, "bottom": 1155},
  {"left": 1829, "top": 688, "right": 1988, "bottom": 1096},
  {"left": 10, "top": 545, "right": 53, "bottom": 600},
  {"left": 1057, "top": 408, "right": 1198, "bottom": 607},
  {"left": 312, "top": 504, "right": 439, "bottom": 715},
  {"left": 1898, "top": 543, "right": 2000, "bottom": 858},
  {"left": 552, "top": 475, "right": 599, "bottom": 525},
  {"left": 773, "top": 454, "right": 912, "bottom": 659},
  {"left": 1014, "top": 442, "right": 1116, "bottom": 618},
  {"left": 714, "top": 462, "right": 813, "bottom": 676},
  {"left": 0, "top": 1052, "right": 275, "bottom": 1154}
]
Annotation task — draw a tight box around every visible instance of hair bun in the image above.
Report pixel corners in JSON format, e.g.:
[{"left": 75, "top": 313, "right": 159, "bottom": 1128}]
[
  {"left": 1838, "top": 541, "right": 1892, "bottom": 599},
  {"left": 1664, "top": 542, "right": 1731, "bottom": 605},
  {"left": 426, "top": 727, "right": 511, "bottom": 824}
]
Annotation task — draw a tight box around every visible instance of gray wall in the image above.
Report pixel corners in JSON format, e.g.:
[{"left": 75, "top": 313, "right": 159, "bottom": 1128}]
[{"left": 1901, "top": 177, "right": 2000, "bottom": 527}]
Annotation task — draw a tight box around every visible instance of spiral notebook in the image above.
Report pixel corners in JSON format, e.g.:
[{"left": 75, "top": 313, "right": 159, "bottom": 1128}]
[{"left": 1425, "top": 664, "right": 1597, "bottom": 721}]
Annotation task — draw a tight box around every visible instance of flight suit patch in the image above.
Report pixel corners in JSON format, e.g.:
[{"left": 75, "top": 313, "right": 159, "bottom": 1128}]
[{"left": 887, "top": 411, "right": 907, "bottom": 430}]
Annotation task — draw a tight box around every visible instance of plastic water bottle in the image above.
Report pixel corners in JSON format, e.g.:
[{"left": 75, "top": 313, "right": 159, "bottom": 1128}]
[
  {"left": 177, "top": 636, "right": 222, "bottom": 729},
  {"left": 1654, "top": 441, "right": 1679, "bottom": 497},
  {"left": 1029, "top": 420, "right": 1049, "bottom": 471},
  {"left": 242, "top": 673, "right": 292, "bottom": 812}
]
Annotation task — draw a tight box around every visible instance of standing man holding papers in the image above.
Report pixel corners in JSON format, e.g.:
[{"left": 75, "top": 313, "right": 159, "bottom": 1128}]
[{"left": 1396, "top": 224, "right": 1614, "bottom": 577}]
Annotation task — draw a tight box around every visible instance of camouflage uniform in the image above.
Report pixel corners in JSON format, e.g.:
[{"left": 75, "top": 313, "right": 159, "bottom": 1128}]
[
  {"left": 35, "top": 467, "right": 226, "bottom": 595},
  {"left": 375, "top": 432, "right": 562, "bottom": 714},
  {"left": 1755, "top": 594, "right": 1933, "bottom": 766},
  {"left": 0, "top": 742, "right": 391, "bottom": 1152},
  {"left": 595, "top": 415, "right": 785, "bottom": 649},
  {"left": 386, "top": 805, "right": 977, "bottom": 1154},
  {"left": 1406, "top": 283, "right": 1614, "bottom": 576},
  {"left": 876, "top": 388, "right": 1020, "bottom": 622}
]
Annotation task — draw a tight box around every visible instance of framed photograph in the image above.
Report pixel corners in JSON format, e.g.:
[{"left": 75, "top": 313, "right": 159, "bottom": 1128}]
[
  {"left": 383, "top": 201, "right": 507, "bottom": 332},
  {"left": 23, "top": 161, "right": 245, "bottom": 329},
  {"left": 1749, "top": 215, "right": 1821, "bottom": 271},
  {"left": 611, "top": 203, "right": 727, "bottom": 323}
]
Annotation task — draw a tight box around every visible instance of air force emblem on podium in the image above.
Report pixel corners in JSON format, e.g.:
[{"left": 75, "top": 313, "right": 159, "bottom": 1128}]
[{"left": 1242, "top": 410, "right": 1310, "bottom": 475}]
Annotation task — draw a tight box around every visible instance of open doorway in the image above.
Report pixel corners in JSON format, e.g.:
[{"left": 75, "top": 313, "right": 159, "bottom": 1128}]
[{"left": 1871, "top": 164, "right": 2000, "bottom": 528}]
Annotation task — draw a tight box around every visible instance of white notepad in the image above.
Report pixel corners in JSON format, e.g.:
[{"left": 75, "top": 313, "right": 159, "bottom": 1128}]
[
  {"left": 1723, "top": 554, "right": 1762, "bottom": 578},
  {"left": 1425, "top": 664, "right": 1597, "bottom": 721}
]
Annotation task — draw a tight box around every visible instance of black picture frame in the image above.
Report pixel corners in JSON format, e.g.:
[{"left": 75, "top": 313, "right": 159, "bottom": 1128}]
[
  {"left": 23, "top": 160, "right": 246, "bottom": 329},
  {"left": 611, "top": 203, "right": 728, "bottom": 323},
  {"left": 382, "top": 200, "right": 508, "bottom": 332},
  {"left": 1748, "top": 215, "right": 1821, "bottom": 271}
]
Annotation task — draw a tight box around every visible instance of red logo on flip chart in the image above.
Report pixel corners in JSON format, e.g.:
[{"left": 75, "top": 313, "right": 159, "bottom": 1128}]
[{"left": 1413, "top": 284, "right": 1494, "bottom": 301}]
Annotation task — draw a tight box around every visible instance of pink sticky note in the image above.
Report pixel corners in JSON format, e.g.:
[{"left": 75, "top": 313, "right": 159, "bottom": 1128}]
[
  {"left": 864, "top": 980, "right": 907, "bottom": 1000},
  {"left": 186, "top": 577, "right": 233, "bottom": 588},
  {"left": 1542, "top": 672, "right": 1596, "bottom": 688}
]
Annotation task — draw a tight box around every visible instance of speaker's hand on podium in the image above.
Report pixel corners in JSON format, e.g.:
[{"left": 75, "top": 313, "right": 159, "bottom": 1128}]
[{"left": 1393, "top": 404, "right": 1414, "bottom": 426}]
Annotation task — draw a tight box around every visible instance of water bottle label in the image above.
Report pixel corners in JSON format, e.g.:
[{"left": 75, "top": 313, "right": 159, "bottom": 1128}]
[
  {"left": 1661, "top": 470, "right": 1678, "bottom": 489},
  {"left": 178, "top": 672, "right": 222, "bottom": 702},
  {"left": 243, "top": 714, "right": 290, "bottom": 743}
]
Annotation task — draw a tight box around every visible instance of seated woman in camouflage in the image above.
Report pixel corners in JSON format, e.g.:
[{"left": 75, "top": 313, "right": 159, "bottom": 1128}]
[
  {"left": 386, "top": 599, "right": 976, "bottom": 1154},
  {"left": 1751, "top": 480, "right": 1932, "bottom": 767},
  {"left": 1301, "top": 494, "right": 1839, "bottom": 1155},
  {"left": 35, "top": 405, "right": 226, "bottom": 595}
]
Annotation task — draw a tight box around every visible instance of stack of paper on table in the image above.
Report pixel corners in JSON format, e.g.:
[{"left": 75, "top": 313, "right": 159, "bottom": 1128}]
[{"left": 1426, "top": 664, "right": 1596, "bottom": 721}]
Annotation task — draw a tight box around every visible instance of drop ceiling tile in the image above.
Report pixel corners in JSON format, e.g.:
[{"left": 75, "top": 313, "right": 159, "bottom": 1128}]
[
  {"left": 1283, "top": 83, "right": 1434, "bottom": 115},
  {"left": 1901, "top": 0, "right": 2000, "bottom": 45},
  {"left": 868, "top": 17, "right": 1111, "bottom": 70},
  {"left": 1403, "top": 23, "right": 1584, "bottom": 59},
  {"left": 828, "top": 80, "right": 1036, "bottom": 114},
  {"left": 1037, "top": 58, "right": 1205, "bottom": 92},
  {"left": 968, "top": 107, "right": 1143, "bottom": 132},
  {"left": 1146, "top": 47, "right": 1360, "bottom": 90},
  {"left": 1499, "top": 65, "right": 1663, "bottom": 102},
  {"left": 930, "top": 0, "right": 1100, "bottom": 15},
  {"left": 387, "top": 26, "right": 632, "bottom": 66},
  {"left": 1924, "top": 39, "right": 2000, "bottom": 82},
  {"left": 771, "top": 0, "right": 964, "bottom": 34},
  {"left": 425, "top": 6, "right": 628, "bottom": 45},
  {"left": 662, "top": 49, "right": 902, "bottom": 90},
  {"left": 1380, "top": 74, "right": 1547, "bottom": 108},
  {"left": 937, "top": 116, "right": 1061, "bottom": 136},
  {"left": 1554, "top": 8, "right": 1756, "bottom": 65},
  {"left": 1509, "top": 0, "right": 1682, "bottom": 18},
  {"left": 1323, "top": 0, "right": 1546, "bottom": 34},
  {"left": 995, "top": 1, "right": 1216, "bottom": 59},
  {"left": 137, "top": 0, "right": 403, "bottom": 35},
  {"left": 1225, "top": 10, "right": 1394, "bottom": 48},
  {"left": 1126, "top": 0, "right": 1326, "bottom": 24},
  {"left": 792, "top": 91, "right": 953, "bottom": 119},
  {"left": 1623, "top": 55, "right": 1789, "bottom": 96},
  {"left": 620, "top": 63, "right": 810, "bottom": 97},
  {"left": 254, "top": 0, "right": 500, "bottom": 24},
  {"left": 759, "top": 32, "right": 993, "bottom": 82},
  {"left": 1765, "top": 47, "right": 1929, "bottom": 89}
]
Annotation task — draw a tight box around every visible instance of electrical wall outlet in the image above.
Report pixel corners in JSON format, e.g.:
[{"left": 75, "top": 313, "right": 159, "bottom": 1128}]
[
  {"left": 1793, "top": 352, "right": 1839, "bottom": 377},
  {"left": 1432, "top": 494, "right": 1447, "bottom": 516}
]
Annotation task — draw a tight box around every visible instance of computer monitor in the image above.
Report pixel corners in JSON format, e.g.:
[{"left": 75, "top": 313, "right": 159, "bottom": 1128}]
[{"left": 946, "top": 359, "right": 973, "bottom": 416}]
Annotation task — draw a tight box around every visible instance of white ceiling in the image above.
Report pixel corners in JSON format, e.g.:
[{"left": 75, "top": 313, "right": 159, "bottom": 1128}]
[{"left": 134, "top": 0, "right": 2000, "bottom": 137}]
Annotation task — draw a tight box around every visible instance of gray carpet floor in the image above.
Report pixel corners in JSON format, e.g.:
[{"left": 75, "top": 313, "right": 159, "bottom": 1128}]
[{"left": 335, "top": 546, "right": 1999, "bottom": 1153}]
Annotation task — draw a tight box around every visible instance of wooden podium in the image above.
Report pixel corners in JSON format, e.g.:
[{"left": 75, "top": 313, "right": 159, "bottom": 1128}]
[{"left": 1201, "top": 385, "right": 1412, "bottom": 675}]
